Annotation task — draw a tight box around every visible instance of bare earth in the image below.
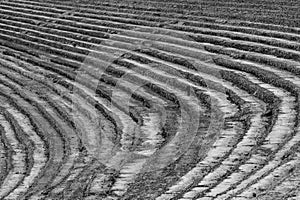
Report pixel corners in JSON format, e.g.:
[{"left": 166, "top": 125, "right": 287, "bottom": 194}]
[{"left": 0, "top": 0, "right": 299, "bottom": 199}]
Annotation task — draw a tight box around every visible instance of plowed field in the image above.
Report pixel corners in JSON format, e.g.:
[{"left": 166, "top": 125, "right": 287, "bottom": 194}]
[{"left": 0, "top": 0, "right": 299, "bottom": 199}]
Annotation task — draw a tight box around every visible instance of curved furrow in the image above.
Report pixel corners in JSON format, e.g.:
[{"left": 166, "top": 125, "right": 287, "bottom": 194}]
[
  {"left": 122, "top": 99, "right": 218, "bottom": 199},
  {"left": 29, "top": 59, "right": 178, "bottom": 198},
  {"left": 55, "top": 36, "right": 247, "bottom": 198},
  {"left": 47, "top": 86, "right": 177, "bottom": 197},
  {"left": 152, "top": 74, "right": 274, "bottom": 199},
  {"left": 77, "top": 61, "right": 197, "bottom": 198},
  {"left": 103, "top": 76, "right": 203, "bottom": 197},
  {"left": 0, "top": 0, "right": 299, "bottom": 198},
  {"left": 154, "top": 95, "right": 242, "bottom": 200},
  {"left": 0, "top": 76, "right": 66, "bottom": 198},
  {"left": 198, "top": 57, "right": 300, "bottom": 198},
  {"left": 89, "top": 53, "right": 264, "bottom": 199},
  {"left": 44, "top": 96, "right": 108, "bottom": 198},
  {"left": 0, "top": 56, "right": 129, "bottom": 198},
  {"left": 64, "top": 67, "right": 177, "bottom": 197},
  {"left": 153, "top": 77, "right": 266, "bottom": 200},
  {"left": 0, "top": 40, "right": 137, "bottom": 138},
  {"left": 0, "top": 11, "right": 290, "bottom": 197},
  {"left": 0, "top": 32, "right": 177, "bottom": 147},
  {"left": 0, "top": 25, "right": 163, "bottom": 122},
  {"left": 178, "top": 57, "right": 298, "bottom": 194},
  {"left": 0, "top": 96, "right": 36, "bottom": 200},
  {"left": 205, "top": 83, "right": 294, "bottom": 199},
  {"left": 220, "top": 112, "right": 299, "bottom": 199},
  {"left": 135, "top": 58, "right": 282, "bottom": 199},
  {"left": 0, "top": 110, "right": 27, "bottom": 199},
  {"left": 19, "top": 31, "right": 276, "bottom": 198},
  {"left": 176, "top": 88, "right": 277, "bottom": 199},
  {"left": 0, "top": 120, "right": 13, "bottom": 187},
  {"left": 193, "top": 61, "right": 299, "bottom": 199},
  {"left": 46, "top": 156, "right": 93, "bottom": 199},
  {"left": 0, "top": 40, "right": 152, "bottom": 172},
  {"left": 0, "top": 74, "right": 94, "bottom": 199},
  {"left": 1, "top": 102, "right": 47, "bottom": 199},
  {"left": 122, "top": 101, "right": 220, "bottom": 199},
  {"left": 28, "top": 61, "right": 137, "bottom": 198},
  {"left": 0, "top": 55, "right": 73, "bottom": 105},
  {"left": 112, "top": 91, "right": 204, "bottom": 197}
]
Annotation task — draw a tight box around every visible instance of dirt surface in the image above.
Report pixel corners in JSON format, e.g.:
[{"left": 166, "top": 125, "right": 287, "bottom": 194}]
[{"left": 0, "top": 0, "right": 299, "bottom": 199}]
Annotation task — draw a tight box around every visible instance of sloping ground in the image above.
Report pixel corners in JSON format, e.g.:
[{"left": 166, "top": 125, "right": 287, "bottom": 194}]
[{"left": 0, "top": 0, "right": 299, "bottom": 199}]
